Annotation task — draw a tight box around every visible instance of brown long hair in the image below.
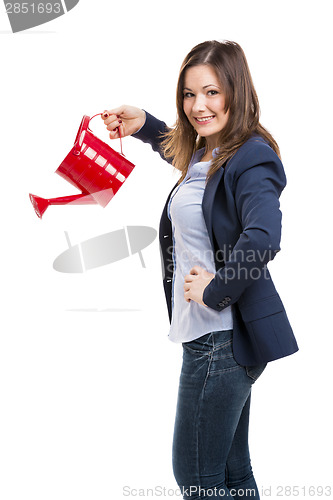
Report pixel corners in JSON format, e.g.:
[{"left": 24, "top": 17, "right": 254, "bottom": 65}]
[{"left": 161, "top": 40, "right": 280, "bottom": 182}]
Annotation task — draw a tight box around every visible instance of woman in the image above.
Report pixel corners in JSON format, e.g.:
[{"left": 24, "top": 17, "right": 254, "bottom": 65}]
[{"left": 102, "top": 40, "right": 298, "bottom": 499}]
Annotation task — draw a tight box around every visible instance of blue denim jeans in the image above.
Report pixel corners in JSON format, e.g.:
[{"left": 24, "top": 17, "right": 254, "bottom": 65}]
[{"left": 172, "top": 330, "right": 266, "bottom": 499}]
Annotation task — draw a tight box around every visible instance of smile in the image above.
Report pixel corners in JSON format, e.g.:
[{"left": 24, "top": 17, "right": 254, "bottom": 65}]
[{"left": 194, "top": 115, "right": 215, "bottom": 123}]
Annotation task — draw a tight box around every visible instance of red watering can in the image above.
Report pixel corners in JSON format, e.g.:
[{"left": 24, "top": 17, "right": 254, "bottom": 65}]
[{"left": 29, "top": 113, "right": 135, "bottom": 218}]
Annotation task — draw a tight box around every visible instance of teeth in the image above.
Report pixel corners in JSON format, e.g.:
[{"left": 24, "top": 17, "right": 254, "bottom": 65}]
[{"left": 196, "top": 116, "right": 214, "bottom": 122}]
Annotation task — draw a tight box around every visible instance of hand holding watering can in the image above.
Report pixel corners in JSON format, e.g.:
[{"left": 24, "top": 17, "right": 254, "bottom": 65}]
[
  {"left": 29, "top": 107, "right": 145, "bottom": 219},
  {"left": 101, "top": 105, "right": 146, "bottom": 139}
]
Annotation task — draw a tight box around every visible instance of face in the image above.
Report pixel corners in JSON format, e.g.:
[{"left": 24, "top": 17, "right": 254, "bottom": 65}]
[{"left": 183, "top": 64, "right": 229, "bottom": 150}]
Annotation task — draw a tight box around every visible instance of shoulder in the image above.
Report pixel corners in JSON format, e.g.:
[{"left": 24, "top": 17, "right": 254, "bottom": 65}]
[{"left": 224, "top": 135, "right": 286, "bottom": 186}]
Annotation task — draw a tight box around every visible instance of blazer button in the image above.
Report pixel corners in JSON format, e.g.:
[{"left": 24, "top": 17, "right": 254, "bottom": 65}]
[{"left": 218, "top": 297, "right": 231, "bottom": 308}]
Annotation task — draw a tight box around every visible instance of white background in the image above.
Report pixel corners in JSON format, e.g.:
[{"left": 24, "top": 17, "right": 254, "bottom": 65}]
[{"left": 0, "top": 1, "right": 332, "bottom": 499}]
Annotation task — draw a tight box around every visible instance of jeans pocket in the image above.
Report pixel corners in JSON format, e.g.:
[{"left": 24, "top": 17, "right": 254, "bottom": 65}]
[
  {"left": 182, "top": 332, "right": 215, "bottom": 354},
  {"left": 210, "top": 335, "right": 241, "bottom": 374},
  {"left": 245, "top": 363, "right": 267, "bottom": 383}
]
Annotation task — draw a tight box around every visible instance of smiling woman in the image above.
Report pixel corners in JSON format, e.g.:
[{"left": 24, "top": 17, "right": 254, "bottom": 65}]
[
  {"left": 182, "top": 65, "right": 229, "bottom": 161},
  {"left": 101, "top": 39, "right": 298, "bottom": 499},
  {"left": 162, "top": 40, "right": 280, "bottom": 182}
]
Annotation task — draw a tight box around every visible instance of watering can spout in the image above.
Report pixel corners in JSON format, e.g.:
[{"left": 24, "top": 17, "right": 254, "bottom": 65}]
[
  {"left": 29, "top": 113, "right": 135, "bottom": 219},
  {"left": 29, "top": 193, "right": 98, "bottom": 219},
  {"left": 29, "top": 194, "right": 49, "bottom": 219}
]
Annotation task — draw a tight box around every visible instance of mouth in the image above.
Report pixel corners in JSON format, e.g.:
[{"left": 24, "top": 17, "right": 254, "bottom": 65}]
[{"left": 194, "top": 115, "right": 215, "bottom": 124}]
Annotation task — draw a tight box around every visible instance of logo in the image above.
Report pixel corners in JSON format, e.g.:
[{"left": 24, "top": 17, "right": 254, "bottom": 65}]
[
  {"left": 53, "top": 227, "right": 158, "bottom": 273},
  {"left": 3, "top": 0, "right": 79, "bottom": 33}
]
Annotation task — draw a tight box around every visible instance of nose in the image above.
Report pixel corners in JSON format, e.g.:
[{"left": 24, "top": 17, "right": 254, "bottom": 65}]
[{"left": 192, "top": 94, "right": 207, "bottom": 113}]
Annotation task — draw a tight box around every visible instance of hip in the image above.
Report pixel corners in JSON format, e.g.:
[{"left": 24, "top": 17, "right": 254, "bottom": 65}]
[{"left": 181, "top": 329, "right": 267, "bottom": 384}]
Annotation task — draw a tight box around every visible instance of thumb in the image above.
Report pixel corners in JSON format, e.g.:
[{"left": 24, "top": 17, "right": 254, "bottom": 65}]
[{"left": 108, "top": 105, "right": 127, "bottom": 117}]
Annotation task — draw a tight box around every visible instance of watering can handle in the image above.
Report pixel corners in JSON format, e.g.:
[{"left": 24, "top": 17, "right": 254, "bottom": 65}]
[
  {"left": 90, "top": 112, "right": 124, "bottom": 156},
  {"left": 73, "top": 113, "right": 124, "bottom": 156}
]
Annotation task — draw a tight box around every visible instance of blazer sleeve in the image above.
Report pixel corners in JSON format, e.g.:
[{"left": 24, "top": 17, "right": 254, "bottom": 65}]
[
  {"left": 203, "top": 143, "right": 287, "bottom": 311},
  {"left": 132, "top": 111, "right": 172, "bottom": 164}
]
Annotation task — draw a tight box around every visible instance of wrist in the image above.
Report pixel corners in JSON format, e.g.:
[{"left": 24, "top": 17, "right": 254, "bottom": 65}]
[{"left": 134, "top": 110, "right": 146, "bottom": 135}]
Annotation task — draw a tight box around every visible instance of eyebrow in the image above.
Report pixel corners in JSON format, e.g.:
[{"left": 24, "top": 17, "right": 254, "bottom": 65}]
[{"left": 183, "top": 84, "right": 220, "bottom": 91}]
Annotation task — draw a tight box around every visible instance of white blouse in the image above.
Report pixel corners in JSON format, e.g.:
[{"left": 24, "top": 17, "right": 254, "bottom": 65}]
[{"left": 167, "top": 149, "right": 233, "bottom": 343}]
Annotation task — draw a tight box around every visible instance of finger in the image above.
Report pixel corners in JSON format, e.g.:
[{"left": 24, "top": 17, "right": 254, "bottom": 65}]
[
  {"left": 109, "top": 127, "right": 120, "bottom": 140},
  {"left": 184, "top": 273, "right": 197, "bottom": 283},
  {"left": 106, "top": 118, "right": 122, "bottom": 132},
  {"left": 102, "top": 114, "right": 118, "bottom": 126},
  {"left": 102, "top": 112, "right": 117, "bottom": 123}
]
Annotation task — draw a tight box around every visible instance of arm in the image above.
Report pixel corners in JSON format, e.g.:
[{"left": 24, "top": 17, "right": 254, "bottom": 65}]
[
  {"left": 102, "top": 106, "right": 171, "bottom": 163},
  {"left": 132, "top": 111, "right": 172, "bottom": 164},
  {"left": 202, "top": 144, "right": 287, "bottom": 311}
]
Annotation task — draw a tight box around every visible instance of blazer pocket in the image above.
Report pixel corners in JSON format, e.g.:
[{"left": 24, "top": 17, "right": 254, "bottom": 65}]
[
  {"left": 239, "top": 295, "right": 295, "bottom": 361},
  {"left": 240, "top": 294, "right": 284, "bottom": 322}
]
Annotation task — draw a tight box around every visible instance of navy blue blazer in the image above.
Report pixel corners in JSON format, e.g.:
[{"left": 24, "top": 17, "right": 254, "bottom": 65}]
[{"left": 134, "top": 112, "right": 298, "bottom": 366}]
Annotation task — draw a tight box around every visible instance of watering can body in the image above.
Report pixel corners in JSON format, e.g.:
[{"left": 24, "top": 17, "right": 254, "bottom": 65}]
[{"left": 29, "top": 114, "right": 135, "bottom": 218}]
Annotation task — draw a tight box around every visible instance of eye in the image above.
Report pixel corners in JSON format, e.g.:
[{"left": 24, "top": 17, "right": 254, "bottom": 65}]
[
  {"left": 207, "top": 90, "right": 219, "bottom": 96},
  {"left": 183, "top": 91, "right": 194, "bottom": 98}
]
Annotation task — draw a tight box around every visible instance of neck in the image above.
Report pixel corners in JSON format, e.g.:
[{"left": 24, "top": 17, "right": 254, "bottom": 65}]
[
  {"left": 204, "top": 137, "right": 218, "bottom": 154},
  {"left": 200, "top": 149, "right": 213, "bottom": 162}
]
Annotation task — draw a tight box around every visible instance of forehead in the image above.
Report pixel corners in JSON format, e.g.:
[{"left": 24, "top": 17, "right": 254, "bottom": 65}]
[{"left": 183, "top": 64, "right": 220, "bottom": 88}]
